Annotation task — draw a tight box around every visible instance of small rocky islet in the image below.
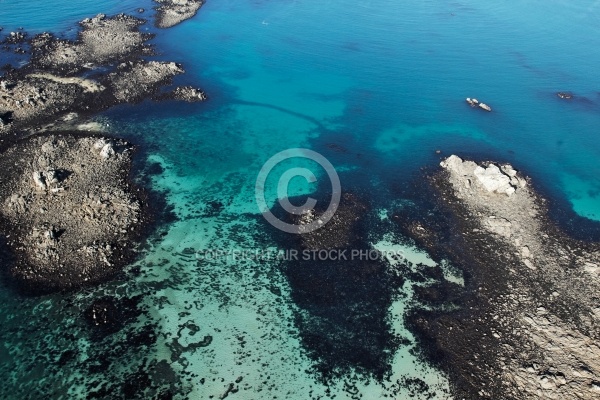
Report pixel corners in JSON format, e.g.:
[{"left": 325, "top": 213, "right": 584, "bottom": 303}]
[{"left": 1, "top": 1, "right": 599, "bottom": 399}]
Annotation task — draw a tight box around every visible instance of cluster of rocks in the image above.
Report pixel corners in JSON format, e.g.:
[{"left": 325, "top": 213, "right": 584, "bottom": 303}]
[
  {"left": 153, "top": 0, "right": 205, "bottom": 28},
  {"left": 30, "top": 14, "right": 151, "bottom": 75},
  {"left": 405, "top": 155, "right": 600, "bottom": 399},
  {"left": 441, "top": 155, "right": 527, "bottom": 197},
  {"left": 169, "top": 86, "right": 207, "bottom": 102},
  {"left": 0, "top": 5, "right": 207, "bottom": 295},
  {"left": 0, "top": 74, "right": 85, "bottom": 132},
  {"left": 109, "top": 61, "right": 184, "bottom": 103},
  {"left": 4, "top": 30, "right": 27, "bottom": 44},
  {"left": 0, "top": 134, "right": 145, "bottom": 293},
  {"left": 1, "top": 13, "right": 206, "bottom": 136},
  {"left": 557, "top": 92, "right": 573, "bottom": 100}
]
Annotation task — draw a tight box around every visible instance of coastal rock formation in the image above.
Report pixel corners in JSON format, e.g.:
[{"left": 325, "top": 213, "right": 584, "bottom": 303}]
[
  {"left": 440, "top": 155, "right": 525, "bottom": 196},
  {"left": 30, "top": 14, "right": 151, "bottom": 75},
  {"left": 0, "top": 13, "right": 205, "bottom": 136},
  {"left": 404, "top": 155, "right": 600, "bottom": 399},
  {"left": 154, "top": 0, "right": 205, "bottom": 28},
  {"left": 0, "top": 134, "right": 147, "bottom": 293},
  {"left": 169, "top": 86, "right": 207, "bottom": 102},
  {"left": 108, "top": 61, "right": 184, "bottom": 103}
]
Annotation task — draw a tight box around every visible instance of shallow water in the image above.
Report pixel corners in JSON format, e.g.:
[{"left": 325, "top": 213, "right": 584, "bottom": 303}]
[{"left": 1, "top": 0, "right": 600, "bottom": 398}]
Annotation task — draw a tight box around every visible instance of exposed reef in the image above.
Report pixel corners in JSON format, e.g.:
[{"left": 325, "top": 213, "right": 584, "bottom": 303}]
[
  {"left": 0, "top": 10, "right": 206, "bottom": 293},
  {"left": 399, "top": 155, "right": 600, "bottom": 399},
  {"left": 270, "top": 192, "right": 404, "bottom": 381},
  {"left": 0, "top": 133, "right": 148, "bottom": 293},
  {"left": 153, "top": 0, "right": 205, "bottom": 28},
  {"left": 29, "top": 14, "right": 151, "bottom": 75},
  {"left": 0, "top": 13, "right": 205, "bottom": 137}
]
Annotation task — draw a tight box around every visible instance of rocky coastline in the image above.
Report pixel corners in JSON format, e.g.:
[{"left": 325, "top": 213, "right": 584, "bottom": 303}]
[
  {"left": 0, "top": 10, "right": 205, "bottom": 293},
  {"left": 398, "top": 155, "right": 600, "bottom": 399}
]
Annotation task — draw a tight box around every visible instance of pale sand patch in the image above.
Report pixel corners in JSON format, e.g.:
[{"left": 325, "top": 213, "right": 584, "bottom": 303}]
[{"left": 28, "top": 73, "right": 105, "bottom": 93}]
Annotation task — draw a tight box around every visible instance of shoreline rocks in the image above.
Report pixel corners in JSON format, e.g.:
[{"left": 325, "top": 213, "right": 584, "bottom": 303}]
[
  {"left": 401, "top": 155, "right": 600, "bottom": 399},
  {"left": 1, "top": 13, "right": 206, "bottom": 137},
  {"left": 153, "top": 0, "right": 205, "bottom": 28},
  {"left": 30, "top": 14, "right": 152, "bottom": 75}
]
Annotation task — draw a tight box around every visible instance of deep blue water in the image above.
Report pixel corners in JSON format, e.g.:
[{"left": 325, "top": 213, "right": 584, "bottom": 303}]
[{"left": 1, "top": 0, "right": 600, "bottom": 398}]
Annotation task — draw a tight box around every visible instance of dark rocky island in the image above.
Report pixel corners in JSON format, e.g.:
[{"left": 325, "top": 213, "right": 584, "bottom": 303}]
[{"left": 400, "top": 155, "right": 600, "bottom": 399}]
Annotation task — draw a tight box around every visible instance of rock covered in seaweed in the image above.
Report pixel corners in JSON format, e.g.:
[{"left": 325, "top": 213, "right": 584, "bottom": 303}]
[{"left": 402, "top": 154, "right": 600, "bottom": 400}]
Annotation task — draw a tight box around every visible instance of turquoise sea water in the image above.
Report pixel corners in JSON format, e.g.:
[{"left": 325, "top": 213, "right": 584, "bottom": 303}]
[{"left": 1, "top": 0, "right": 600, "bottom": 398}]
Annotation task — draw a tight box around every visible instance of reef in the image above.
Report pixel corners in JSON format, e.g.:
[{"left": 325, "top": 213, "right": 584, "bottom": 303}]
[
  {"left": 399, "top": 155, "right": 600, "bottom": 399},
  {"left": 0, "top": 13, "right": 206, "bottom": 137},
  {"left": 271, "top": 192, "right": 405, "bottom": 381},
  {"left": 153, "top": 0, "right": 205, "bottom": 28}
]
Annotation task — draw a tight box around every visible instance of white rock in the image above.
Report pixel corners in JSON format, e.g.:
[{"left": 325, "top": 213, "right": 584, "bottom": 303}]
[
  {"left": 32, "top": 171, "right": 47, "bottom": 190},
  {"left": 584, "top": 263, "right": 598, "bottom": 274},
  {"left": 474, "top": 164, "right": 514, "bottom": 195},
  {"left": 44, "top": 169, "right": 59, "bottom": 184},
  {"left": 524, "top": 259, "right": 536, "bottom": 270},
  {"left": 440, "top": 154, "right": 464, "bottom": 171},
  {"left": 486, "top": 216, "right": 513, "bottom": 237},
  {"left": 93, "top": 139, "right": 108, "bottom": 150},
  {"left": 100, "top": 143, "right": 116, "bottom": 159},
  {"left": 501, "top": 164, "right": 518, "bottom": 177}
]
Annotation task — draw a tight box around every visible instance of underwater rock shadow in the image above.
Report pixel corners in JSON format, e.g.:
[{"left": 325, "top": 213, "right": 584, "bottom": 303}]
[{"left": 265, "top": 190, "right": 405, "bottom": 382}]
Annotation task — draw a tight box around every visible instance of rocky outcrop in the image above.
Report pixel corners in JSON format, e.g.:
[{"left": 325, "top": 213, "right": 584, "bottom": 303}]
[
  {"left": 0, "top": 74, "right": 86, "bottom": 133},
  {"left": 405, "top": 155, "right": 600, "bottom": 399},
  {"left": 30, "top": 14, "right": 151, "bottom": 75},
  {"left": 440, "top": 154, "right": 526, "bottom": 196},
  {"left": 154, "top": 0, "right": 205, "bottom": 28},
  {"left": 108, "top": 61, "right": 184, "bottom": 103},
  {"left": 169, "top": 86, "right": 207, "bottom": 102},
  {"left": 557, "top": 92, "right": 573, "bottom": 100},
  {"left": 1, "top": 12, "right": 207, "bottom": 136},
  {"left": 0, "top": 134, "right": 147, "bottom": 293}
]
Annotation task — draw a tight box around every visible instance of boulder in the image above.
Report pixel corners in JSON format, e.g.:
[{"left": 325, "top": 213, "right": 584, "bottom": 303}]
[
  {"left": 44, "top": 169, "right": 59, "bottom": 184},
  {"left": 32, "top": 171, "right": 47, "bottom": 190},
  {"left": 473, "top": 164, "right": 516, "bottom": 196}
]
